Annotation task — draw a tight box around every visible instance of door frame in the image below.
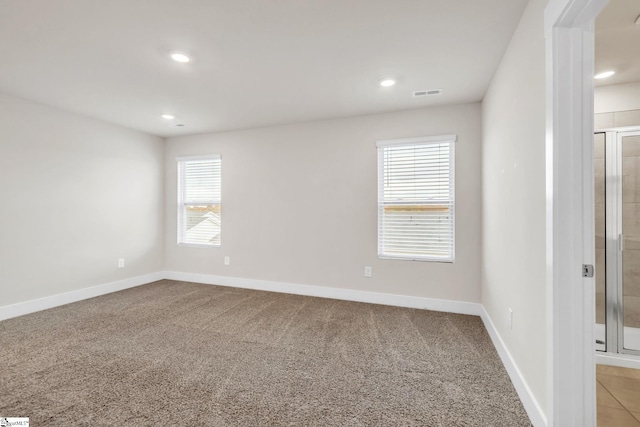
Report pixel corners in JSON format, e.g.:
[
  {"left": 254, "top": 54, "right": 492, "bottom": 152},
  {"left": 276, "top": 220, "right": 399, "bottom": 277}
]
[{"left": 545, "top": 0, "right": 607, "bottom": 425}]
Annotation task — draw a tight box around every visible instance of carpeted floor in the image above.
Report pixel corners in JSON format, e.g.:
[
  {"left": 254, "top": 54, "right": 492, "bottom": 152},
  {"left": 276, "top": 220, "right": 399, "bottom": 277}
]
[{"left": 0, "top": 280, "right": 531, "bottom": 426}]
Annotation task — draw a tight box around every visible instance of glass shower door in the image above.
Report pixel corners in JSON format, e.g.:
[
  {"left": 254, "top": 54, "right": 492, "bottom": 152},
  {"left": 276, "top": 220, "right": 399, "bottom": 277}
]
[
  {"left": 620, "top": 131, "right": 640, "bottom": 354},
  {"left": 595, "top": 132, "right": 606, "bottom": 351}
]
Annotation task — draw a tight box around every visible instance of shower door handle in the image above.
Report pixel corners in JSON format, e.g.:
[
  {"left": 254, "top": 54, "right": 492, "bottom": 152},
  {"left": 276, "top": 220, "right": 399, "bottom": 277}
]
[{"left": 619, "top": 234, "right": 625, "bottom": 251}]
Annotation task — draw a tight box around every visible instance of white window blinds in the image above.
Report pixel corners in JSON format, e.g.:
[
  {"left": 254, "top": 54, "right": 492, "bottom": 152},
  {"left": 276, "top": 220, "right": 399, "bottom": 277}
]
[
  {"left": 377, "top": 135, "right": 455, "bottom": 262},
  {"left": 177, "top": 155, "right": 221, "bottom": 247}
]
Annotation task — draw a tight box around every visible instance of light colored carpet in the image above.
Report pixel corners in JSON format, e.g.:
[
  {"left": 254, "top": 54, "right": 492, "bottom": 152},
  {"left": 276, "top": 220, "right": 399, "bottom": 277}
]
[{"left": 0, "top": 280, "right": 530, "bottom": 426}]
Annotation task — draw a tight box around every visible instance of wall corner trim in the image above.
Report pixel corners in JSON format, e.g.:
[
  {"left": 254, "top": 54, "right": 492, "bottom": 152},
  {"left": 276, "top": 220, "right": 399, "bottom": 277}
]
[
  {"left": 0, "top": 272, "right": 165, "bottom": 321},
  {"left": 480, "top": 306, "right": 547, "bottom": 427},
  {"left": 163, "top": 270, "right": 482, "bottom": 316}
]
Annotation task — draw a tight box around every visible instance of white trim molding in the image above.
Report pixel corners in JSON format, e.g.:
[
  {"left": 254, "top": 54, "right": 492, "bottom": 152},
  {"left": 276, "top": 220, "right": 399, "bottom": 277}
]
[
  {"left": 0, "top": 272, "right": 164, "bottom": 321},
  {"left": 480, "top": 307, "right": 547, "bottom": 427},
  {"left": 376, "top": 134, "right": 457, "bottom": 147},
  {"left": 163, "top": 270, "right": 481, "bottom": 316},
  {"left": 596, "top": 353, "right": 640, "bottom": 370},
  {"left": 545, "top": 0, "right": 607, "bottom": 425}
]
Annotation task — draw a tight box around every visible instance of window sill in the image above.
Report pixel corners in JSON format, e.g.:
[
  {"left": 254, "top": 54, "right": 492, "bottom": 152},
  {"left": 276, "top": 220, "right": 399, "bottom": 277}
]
[
  {"left": 378, "top": 255, "right": 454, "bottom": 263},
  {"left": 178, "top": 243, "right": 220, "bottom": 249}
]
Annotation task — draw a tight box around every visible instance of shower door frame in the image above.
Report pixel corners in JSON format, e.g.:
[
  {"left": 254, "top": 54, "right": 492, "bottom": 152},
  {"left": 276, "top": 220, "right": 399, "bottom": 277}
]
[{"left": 599, "top": 126, "right": 640, "bottom": 357}]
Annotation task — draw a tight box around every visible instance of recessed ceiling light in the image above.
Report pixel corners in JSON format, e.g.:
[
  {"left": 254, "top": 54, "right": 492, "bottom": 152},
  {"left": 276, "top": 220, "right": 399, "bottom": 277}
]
[
  {"left": 379, "top": 78, "right": 396, "bottom": 87},
  {"left": 170, "top": 52, "right": 190, "bottom": 63},
  {"left": 161, "top": 114, "right": 175, "bottom": 120},
  {"left": 595, "top": 70, "right": 615, "bottom": 79}
]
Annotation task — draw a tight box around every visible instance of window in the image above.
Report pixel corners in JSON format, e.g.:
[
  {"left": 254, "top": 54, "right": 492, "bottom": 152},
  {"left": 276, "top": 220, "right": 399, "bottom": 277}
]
[
  {"left": 177, "top": 155, "right": 221, "bottom": 247},
  {"left": 377, "top": 135, "right": 455, "bottom": 262}
]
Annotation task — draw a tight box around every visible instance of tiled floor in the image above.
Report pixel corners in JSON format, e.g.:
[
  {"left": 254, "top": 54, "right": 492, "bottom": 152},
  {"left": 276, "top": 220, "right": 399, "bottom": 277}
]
[{"left": 597, "top": 365, "right": 640, "bottom": 426}]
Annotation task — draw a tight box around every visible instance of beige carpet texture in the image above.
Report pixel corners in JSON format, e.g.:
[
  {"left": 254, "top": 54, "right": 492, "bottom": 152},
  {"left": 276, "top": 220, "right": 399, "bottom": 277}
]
[{"left": 0, "top": 280, "right": 531, "bottom": 426}]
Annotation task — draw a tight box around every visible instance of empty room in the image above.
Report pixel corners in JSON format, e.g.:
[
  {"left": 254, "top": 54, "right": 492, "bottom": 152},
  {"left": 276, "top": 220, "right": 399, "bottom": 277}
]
[{"left": 1, "top": 0, "right": 634, "bottom": 426}]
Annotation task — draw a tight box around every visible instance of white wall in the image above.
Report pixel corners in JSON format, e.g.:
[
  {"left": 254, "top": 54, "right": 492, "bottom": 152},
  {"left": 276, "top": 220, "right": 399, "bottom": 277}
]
[
  {"left": 0, "top": 92, "right": 164, "bottom": 306},
  {"left": 481, "top": 0, "right": 547, "bottom": 416},
  {"left": 595, "top": 82, "right": 640, "bottom": 113},
  {"left": 165, "top": 104, "right": 482, "bottom": 302}
]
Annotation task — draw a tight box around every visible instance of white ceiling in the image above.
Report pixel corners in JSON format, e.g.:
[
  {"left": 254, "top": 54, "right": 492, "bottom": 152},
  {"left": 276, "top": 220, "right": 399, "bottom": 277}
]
[
  {"left": 595, "top": 0, "right": 640, "bottom": 86},
  {"left": 0, "top": 0, "right": 528, "bottom": 137}
]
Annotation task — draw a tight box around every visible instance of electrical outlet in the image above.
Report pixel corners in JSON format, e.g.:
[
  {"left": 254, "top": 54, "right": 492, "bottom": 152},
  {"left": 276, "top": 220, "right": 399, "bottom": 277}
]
[
  {"left": 364, "top": 266, "right": 372, "bottom": 277},
  {"left": 118, "top": 258, "right": 125, "bottom": 268},
  {"left": 224, "top": 256, "right": 230, "bottom": 266},
  {"left": 508, "top": 308, "right": 513, "bottom": 330}
]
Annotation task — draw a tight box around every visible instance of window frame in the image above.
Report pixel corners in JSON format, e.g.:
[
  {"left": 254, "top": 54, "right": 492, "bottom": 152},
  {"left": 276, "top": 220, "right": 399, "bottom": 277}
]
[
  {"left": 176, "top": 154, "right": 222, "bottom": 248},
  {"left": 376, "top": 135, "right": 456, "bottom": 262}
]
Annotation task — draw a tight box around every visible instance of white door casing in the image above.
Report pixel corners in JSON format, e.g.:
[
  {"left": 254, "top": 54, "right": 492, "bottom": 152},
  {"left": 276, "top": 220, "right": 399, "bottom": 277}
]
[{"left": 545, "top": 0, "right": 607, "bottom": 426}]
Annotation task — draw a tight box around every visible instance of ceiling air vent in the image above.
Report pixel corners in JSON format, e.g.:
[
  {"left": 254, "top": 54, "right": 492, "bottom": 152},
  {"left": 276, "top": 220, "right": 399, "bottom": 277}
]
[{"left": 413, "top": 89, "right": 442, "bottom": 97}]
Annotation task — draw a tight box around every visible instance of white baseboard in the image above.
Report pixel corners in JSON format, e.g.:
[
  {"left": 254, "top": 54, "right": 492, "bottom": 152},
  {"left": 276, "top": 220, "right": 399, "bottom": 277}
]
[
  {"left": 0, "top": 271, "right": 165, "bottom": 321},
  {"left": 480, "top": 307, "right": 547, "bottom": 427},
  {"left": 596, "top": 352, "right": 640, "bottom": 369},
  {"left": 163, "top": 270, "right": 482, "bottom": 316}
]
